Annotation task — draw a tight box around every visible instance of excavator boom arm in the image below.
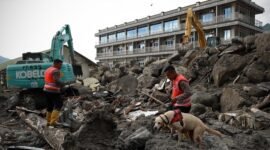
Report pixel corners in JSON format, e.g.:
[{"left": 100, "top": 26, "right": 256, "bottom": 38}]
[
  {"left": 50, "top": 24, "right": 75, "bottom": 65},
  {"left": 183, "top": 8, "right": 207, "bottom": 48}
]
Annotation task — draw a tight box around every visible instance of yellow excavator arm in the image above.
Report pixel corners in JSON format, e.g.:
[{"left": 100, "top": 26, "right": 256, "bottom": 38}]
[{"left": 183, "top": 8, "right": 207, "bottom": 48}]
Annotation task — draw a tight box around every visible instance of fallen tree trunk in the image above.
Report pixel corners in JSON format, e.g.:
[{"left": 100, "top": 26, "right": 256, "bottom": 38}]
[
  {"left": 255, "top": 95, "right": 270, "bottom": 109},
  {"left": 140, "top": 91, "right": 166, "bottom": 107},
  {"left": 16, "top": 109, "right": 69, "bottom": 150},
  {"left": 218, "top": 108, "right": 270, "bottom": 129}
]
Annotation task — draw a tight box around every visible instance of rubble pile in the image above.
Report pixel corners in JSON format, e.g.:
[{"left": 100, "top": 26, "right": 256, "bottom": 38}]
[{"left": 1, "top": 33, "right": 270, "bottom": 149}]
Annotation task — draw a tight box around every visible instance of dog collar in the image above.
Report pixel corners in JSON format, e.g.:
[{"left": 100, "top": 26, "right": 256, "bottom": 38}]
[{"left": 159, "top": 114, "right": 170, "bottom": 125}]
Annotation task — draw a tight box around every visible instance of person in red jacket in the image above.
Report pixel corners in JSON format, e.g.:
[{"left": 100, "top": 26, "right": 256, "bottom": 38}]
[
  {"left": 163, "top": 65, "right": 192, "bottom": 113},
  {"left": 44, "top": 59, "right": 64, "bottom": 126}
]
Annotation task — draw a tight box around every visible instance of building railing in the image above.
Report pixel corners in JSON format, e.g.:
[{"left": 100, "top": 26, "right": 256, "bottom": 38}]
[
  {"left": 255, "top": 19, "right": 263, "bottom": 28},
  {"left": 96, "top": 44, "right": 180, "bottom": 58}
]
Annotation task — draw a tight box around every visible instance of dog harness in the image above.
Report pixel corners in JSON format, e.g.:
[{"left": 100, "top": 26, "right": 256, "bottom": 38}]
[{"left": 160, "top": 109, "right": 184, "bottom": 126}]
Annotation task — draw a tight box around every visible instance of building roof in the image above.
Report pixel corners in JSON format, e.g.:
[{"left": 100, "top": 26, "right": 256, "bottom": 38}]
[
  {"left": 0, "top": 49, "right": 97, "bottom": 71},
  {"left": 95, "top": 0, "right": 264, "bottom": 36}
]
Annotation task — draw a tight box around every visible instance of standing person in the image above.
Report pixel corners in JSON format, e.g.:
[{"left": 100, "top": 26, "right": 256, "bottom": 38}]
[
  {"left": 44, "top": 59, "right": 64, "bottom": 126},
  {"left": 163, "top": 65, "right": 192, "bottom": 113}
]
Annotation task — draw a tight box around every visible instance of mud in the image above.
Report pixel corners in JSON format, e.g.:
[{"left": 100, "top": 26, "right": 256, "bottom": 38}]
[
  {"left": 63, "top": 107, "right": 119, "bottom": 150},
  {"left": 0, "top": 89, "right": 49, "bottom": 149}
]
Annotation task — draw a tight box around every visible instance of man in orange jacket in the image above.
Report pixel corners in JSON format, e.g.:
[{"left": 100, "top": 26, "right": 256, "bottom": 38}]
[
  {"left": 43, "top": 59, "right": 64, "bottom": 126},
  {"left": 163, "top": 65, "right": 192, "bottom": 113},
  {"left": 163, "top": 64, "right": 193, "bottom": 140}
]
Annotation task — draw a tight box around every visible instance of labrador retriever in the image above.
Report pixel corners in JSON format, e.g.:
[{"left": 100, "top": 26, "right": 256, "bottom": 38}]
[{"left": 154, "top": 110, "right": 223, "bottom": 147}]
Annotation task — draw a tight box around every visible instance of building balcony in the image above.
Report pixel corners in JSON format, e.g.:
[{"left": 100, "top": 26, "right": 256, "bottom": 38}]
[
  {"left": 96, "top": 44, "right": 181, "bottom": 59},
  {"left": 255, "top": 19, "right": 263, "bottom": 28}
]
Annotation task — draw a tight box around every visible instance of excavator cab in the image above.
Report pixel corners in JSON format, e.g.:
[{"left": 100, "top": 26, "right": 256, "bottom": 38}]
[{"left": 207, "top": 36, "right": 220, "bottom": 47}]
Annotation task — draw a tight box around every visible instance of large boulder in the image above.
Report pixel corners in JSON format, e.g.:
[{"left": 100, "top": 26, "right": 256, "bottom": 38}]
[
  {"left": 122, "top": 127, "right": 152, "bottom": 150},
  {"left": 151, "top": 90, "right": 170, "bottom": 103},
  {"left": 212, "top": 54, "right": 248, "bottom": 87},
  {"left": 245, "top": 52, "right": 270, "bottom": 83},
  {"left": 190, "top": 103, "right": 207, "bottom": 116},
  {"left": 255, "top": 33, "right": 270, "bottom": 53},
  {"left": 130, "top": 65, "right": 143, "bottom": 75},
  {"left": 137, "top": 75, "right": 160, "bottom": 89},
  {"left": 175, "top": 66, "right": 189, "bottom": 78},
  {"left": 107, "top": 75, "right": 138, "bottom": 96},
  {"left": 220, "top": 87, "right": 251, "bottom": 112},
  {"left": 143, "top": 59, "right": 167, "bottom": 77},
  {"left": 244, "top": 35, "right": 257, "bottom": 51},
  {"left": 243, "top": 85, "right": 269, "bottom": 97},
  {"left": 102, "top": 68, "right": 126, "bottom": 84},
  {"left": 191, "top": 92, "right": 220, "bottom": 110},
  {"left": 245, "top": 62, "right": 265, "bottom": 83},
  {"left": 219, "top": 38, "right": 245, "bottom": 56}
]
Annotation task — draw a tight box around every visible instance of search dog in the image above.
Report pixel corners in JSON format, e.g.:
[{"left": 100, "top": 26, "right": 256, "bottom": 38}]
[{"left": 153, "top": 110, "right": 223, "bottom": 147}]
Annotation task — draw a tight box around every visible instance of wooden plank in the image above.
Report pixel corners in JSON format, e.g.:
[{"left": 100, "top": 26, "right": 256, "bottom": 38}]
[{"left": 16, "top": 109, "right": 69, "bottom": 150}]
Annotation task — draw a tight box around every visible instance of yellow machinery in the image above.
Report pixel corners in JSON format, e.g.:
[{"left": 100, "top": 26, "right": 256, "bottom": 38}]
[{"left": 182, "top": 8, "right": 207, "bottom": 48}]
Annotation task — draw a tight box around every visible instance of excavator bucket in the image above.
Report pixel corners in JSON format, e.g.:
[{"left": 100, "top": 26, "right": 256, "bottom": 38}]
[{"left": 72, "top": 64, "right": 83, "bottom": 76}]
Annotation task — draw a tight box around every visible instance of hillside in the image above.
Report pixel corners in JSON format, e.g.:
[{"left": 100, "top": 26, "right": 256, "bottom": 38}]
[
  {"left": 263, "top": 23, "right": 270, "bottom": 32},
  {"left": 0, "top": 56, "right": 9, "bottom": 64}
]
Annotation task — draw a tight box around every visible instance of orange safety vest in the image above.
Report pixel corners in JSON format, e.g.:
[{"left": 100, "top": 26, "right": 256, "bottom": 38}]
[
  {"left": 171, "top": 74, "right": 191, "bottom": 107},
  {"left": 43, "top": 66, "right": 61, "bottom": 93}
]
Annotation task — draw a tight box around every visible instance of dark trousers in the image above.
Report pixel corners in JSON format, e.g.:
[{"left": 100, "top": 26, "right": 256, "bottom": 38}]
[
  {"left": 44, "top": 92, "right": 63, "bottom": 112},
  {"left": 167, "top": 104, "right": 191, "bottom": 113},
  {"left": 174, "top": 106, "right": 191, "bottom": 113}
]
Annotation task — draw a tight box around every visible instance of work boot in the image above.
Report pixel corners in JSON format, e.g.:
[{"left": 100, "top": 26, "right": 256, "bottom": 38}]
[
  {"left": 49, "top": 110, "right": 60, "bottom": 126},
  {"left": 46, "top": 112, "right": 52, "bottom": 126}
]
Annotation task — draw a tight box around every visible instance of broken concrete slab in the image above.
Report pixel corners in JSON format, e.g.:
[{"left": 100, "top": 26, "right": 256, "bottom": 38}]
[{"left": 16, "top": 109, "right": 68, "bottom": 150}]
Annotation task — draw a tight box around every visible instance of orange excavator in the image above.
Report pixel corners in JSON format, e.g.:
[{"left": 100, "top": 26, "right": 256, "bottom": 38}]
[
  {"left": 182, "top": 8, "right": 207, "bottom": 48},
  {"left": 182, "top": 8, "right": 221, "bottom": 48}
]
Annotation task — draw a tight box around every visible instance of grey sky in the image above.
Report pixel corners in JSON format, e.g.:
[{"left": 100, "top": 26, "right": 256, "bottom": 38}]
[{"left": 0, "top": 0, "right": 269, "bottom": 62}]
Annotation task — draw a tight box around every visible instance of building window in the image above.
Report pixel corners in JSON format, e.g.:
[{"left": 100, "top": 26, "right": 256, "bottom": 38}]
[
  {"left": 224, "top": 7, "right": 232, "bottom": 19},
  {"left": 165, "top": 39, "right": 174, "bottom": 47},
  {"left": 138, "top": 26, "right": 149, "bottom": 37},
  {"left": 202, "top": 13, "right": 214, "bottom": 23},
  {"left": 224, "top": 29, "right": 231, "bottom": 40},
  {"left": 115, "top": 46, "right": 123, "bottom": 55},
  {"left": 100, "top": 35, "right": 107, "bottom": 44},
  {"left": 205, "top": 32, "right": 214, "bottom": 40},
  {"left": 128, "top": 44, "right": 133, "bottom": 50},
  {"left": 108, "top": 34, "right": 116, "bottom": 42},
  {"left": 140, "top": 42, "right": 145, "bottom": 49},
  {"left": 150, "top": 23, "right": 162, "bottom": 34},
  {"left": 137, "top": 58, "right": 145, "bottom": 67},
  {"left": 127, "top": 29, "right": 137, "bottom": 39},
  {"left": 138, "top": 61, "right": 144, "bottom": 67},
  {"left": 149, "top": 40, "right": 158, "bottom": 47},
  {"left": 164, "top": 20, "right": 179, "bottom": 32},
  {"left": 117, "top": 32, "right": 126, "bottom": 41}
]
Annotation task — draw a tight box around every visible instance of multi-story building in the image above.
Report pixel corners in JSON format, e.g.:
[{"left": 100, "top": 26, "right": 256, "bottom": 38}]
[{"left": 95, "top": 0, "right": 264, "bottom": 67}]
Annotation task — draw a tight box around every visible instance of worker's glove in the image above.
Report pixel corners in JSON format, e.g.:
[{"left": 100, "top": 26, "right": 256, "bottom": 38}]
[
  {"left": 165, "top": 103, "right": 173, "bottom": 111},
  {"left": 64, "top": 81, "right": 74, "bottom": 85},
  {"left": 173, "top": 100, "right": 183, "bottom": 108}
]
